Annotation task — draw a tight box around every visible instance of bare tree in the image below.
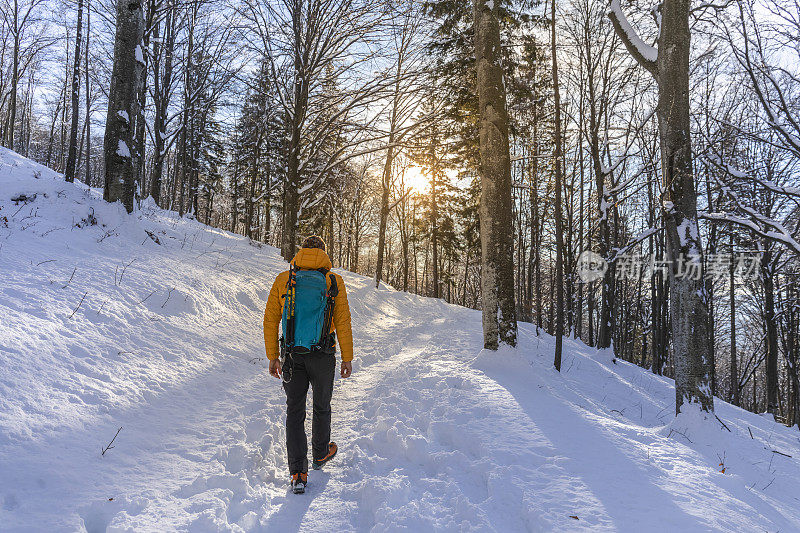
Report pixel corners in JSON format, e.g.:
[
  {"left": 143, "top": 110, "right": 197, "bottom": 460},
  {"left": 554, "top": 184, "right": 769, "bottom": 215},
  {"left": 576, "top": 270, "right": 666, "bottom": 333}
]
[
  {"left": 374, "top": 0, "right": 426, "bottom": 288},
  {"left": 240, "top": 0, "right": 390, "bottom": 259},
  {"left": 610, "top": 0, "right": 713, "bottom": 413},
  {"left": 85, "top": 0, "right": 91, "bottom": 184},
  {"left": 0, "top": 0, "right": 49, "bottom": 149}
]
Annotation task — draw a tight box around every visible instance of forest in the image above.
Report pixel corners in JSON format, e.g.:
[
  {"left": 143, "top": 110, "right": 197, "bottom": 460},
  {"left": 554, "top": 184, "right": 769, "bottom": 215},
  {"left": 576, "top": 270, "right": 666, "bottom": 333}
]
[{"left": 1, "top": 0, "right": 799, "bottom": 428}]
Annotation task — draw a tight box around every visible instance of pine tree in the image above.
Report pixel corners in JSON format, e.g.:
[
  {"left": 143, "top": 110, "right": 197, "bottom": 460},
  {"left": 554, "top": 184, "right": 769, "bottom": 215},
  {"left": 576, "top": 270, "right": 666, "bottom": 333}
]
[
  {"left": 424, "top": 0, "right": 539, "bottom": 169},
  {"left": 234, "top": 62, "right": 287, "bottom": 242}
]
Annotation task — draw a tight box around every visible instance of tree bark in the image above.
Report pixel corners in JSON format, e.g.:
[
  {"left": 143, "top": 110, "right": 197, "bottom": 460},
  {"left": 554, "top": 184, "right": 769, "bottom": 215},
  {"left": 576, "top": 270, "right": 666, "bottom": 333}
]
[
  {"left": 85, "top": 0, "right": 91, "bottom": 185},
  {"left": 374, "top": 134, "right": 395, "bottom": 288},
  {"left": 730, "top": 235, "right": 739, "bottom": 405},
  {"left": 64, "top": 0, "right": 84, "bottom": 182},
  {"left": 659, "top": 0, "right": 712, "bottom": 413},
  {"left": 762, "top": 250, "right": 779, "bottom": 416},
  {"left": 134, "top": 0, "right": 154, "bottom": 196},
  {"left": 610, "top": 0, "right": 713, "bottom": 413},
  {"left": 550, "top": 0, "right": 564, "bottom": 369},
  {"left": 7, "top": 0, "right": 20, "bottom": 149},
  {"left": 474, "top": 0, "right": 517, "bottom": 349},
  {"left": 280, "top": 1, "right": 308, "bottom": 260},
  {"left": 103, "top": 0, "right": 145, "bottom": 213}
]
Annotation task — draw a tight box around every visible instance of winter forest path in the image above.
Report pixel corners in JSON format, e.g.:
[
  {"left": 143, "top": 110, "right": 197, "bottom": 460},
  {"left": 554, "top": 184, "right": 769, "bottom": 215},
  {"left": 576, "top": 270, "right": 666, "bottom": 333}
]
[{"left": 2, "top": 151, "right": 800, "bottom": 531}]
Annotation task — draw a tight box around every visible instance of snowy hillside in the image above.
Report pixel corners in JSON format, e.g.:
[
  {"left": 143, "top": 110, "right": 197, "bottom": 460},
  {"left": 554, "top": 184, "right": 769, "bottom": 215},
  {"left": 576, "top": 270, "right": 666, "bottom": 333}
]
[{"left": 1, "top": 147, "right": 800, "bottom": 532}]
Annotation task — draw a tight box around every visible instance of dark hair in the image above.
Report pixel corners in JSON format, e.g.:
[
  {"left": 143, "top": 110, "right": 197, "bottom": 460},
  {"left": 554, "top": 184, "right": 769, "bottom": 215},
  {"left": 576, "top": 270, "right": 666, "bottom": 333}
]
[{"left": 301, "top": 235, "right": 326, "bottom": 251}]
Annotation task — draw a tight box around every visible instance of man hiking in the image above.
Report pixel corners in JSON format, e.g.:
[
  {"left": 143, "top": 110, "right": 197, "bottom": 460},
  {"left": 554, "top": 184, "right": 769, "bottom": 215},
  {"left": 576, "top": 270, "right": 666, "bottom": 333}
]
[{"left": 263, "top": 235, "right": 354, "bottom": 494}]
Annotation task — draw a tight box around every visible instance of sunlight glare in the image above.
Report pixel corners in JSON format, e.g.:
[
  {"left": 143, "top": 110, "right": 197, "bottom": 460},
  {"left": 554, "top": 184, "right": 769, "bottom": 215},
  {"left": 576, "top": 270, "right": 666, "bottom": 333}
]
[{"left": 403, "top": 166, "right": 429, "bottom": 192}]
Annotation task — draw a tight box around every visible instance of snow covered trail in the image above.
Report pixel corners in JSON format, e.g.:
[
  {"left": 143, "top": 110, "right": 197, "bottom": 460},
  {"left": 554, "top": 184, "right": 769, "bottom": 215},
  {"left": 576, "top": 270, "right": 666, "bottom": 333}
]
[{"left": 2, "top": 147, "right": 800, "bottom": 531}]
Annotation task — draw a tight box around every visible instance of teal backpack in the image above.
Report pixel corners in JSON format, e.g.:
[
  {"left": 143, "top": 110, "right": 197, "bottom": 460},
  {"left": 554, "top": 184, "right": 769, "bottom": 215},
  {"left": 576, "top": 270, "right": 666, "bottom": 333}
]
[{"left": 281, "top": 266, "right": 338, "bottom": 356}]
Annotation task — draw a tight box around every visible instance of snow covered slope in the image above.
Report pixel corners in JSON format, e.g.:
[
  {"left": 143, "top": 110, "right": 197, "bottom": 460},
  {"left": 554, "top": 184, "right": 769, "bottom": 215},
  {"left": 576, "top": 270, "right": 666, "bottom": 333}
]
[{"left": 1, "top": 147, "right": 799, "bottom": 532}]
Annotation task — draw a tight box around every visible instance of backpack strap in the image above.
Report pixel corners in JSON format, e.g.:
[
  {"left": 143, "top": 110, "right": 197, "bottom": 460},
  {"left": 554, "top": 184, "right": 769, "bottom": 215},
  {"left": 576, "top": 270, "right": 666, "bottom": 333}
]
[
  {"left": 284, "top": 265, "right": 297, "bottom": 350},
  {"left": 327, "top": 272, "right": 339, "bottom": 297},
  {"left": 314, "top": 272, "right": 339, "bottom": 350}
]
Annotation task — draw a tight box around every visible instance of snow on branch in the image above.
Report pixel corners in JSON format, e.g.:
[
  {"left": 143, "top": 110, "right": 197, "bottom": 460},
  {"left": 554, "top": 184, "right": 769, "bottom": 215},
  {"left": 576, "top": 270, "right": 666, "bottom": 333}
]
[
  {"left": 704, "top": 153, "right": 800, "bottom": 199},
  {"left": 729, "top": 2, "right": 800, "bottom": 158},
  {"left": 608, "top": 0, "right": 658, "bottom": 76},
  {"left": 700, "top": 211, "right": 800, "bottom": 256},
  {"left": 609, "top": 226, "right": 663, "bottom": 262},
  {"left": 700, "top": 169, "right": 800, "bottom": 256}
]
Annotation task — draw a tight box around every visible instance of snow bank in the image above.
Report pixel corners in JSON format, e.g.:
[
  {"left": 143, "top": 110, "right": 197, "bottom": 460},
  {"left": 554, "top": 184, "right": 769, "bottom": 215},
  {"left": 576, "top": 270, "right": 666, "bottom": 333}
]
[{"left": 1, "top": 147, "right": 799, "bottom": 531}]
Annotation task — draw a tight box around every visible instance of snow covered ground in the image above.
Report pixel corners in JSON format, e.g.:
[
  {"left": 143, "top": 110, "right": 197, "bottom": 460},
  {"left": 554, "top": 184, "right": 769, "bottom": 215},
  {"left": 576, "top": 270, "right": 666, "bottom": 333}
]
[{"left": 1, "top": 146, "right": 799, "bottom": 532}]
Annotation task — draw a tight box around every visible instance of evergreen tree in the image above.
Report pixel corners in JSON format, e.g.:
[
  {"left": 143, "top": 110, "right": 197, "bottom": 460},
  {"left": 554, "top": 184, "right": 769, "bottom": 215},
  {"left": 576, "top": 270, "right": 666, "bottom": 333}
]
[
  {"left": 233, "top": 61, "right": 287, "bottom": 241},
  {"left": 424, "top": 0, "right": 541, "bottom": 167}
]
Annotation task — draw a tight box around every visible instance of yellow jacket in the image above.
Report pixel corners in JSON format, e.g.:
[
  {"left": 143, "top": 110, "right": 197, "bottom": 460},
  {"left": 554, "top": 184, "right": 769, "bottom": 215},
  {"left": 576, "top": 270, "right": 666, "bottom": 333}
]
[{"left": 263, "top": 248, "right": 353, "bottom": 362}]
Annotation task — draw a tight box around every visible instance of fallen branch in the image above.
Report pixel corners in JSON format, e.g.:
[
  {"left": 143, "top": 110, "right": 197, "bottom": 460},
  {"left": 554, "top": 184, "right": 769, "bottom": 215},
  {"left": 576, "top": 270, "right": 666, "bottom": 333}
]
[
  {"left": 668, "top": 428, "right": 694, "bottom": 443},
  {"left": 144, "top": 230, "right": 161, "bottom": 245},
  {"left": 161, "top": 287, "right": 175, "bottom": 308},
  {"left": 40, "top": 226, "right": 66, "bottom": 237},
  {"left": 770, "top": 449, "right": 792, "bottom": 458},
  {"left": 97, "top": 227, "right": 119, "bottom": 243},
  {"left": 69, "top": 291, "right": 88, "bottom": 319},
  {"left": 61, "top": 267, "right": 77, "bottom": 289},
  {"left": 715, "top": 414, "right": 732, "bottom": 432},
  {"left": 101, "top": 427, "right": 123, "bottom": 456},
  {"left": 117, "top": 259, "right": 135, "bottom": 286},
  {"left": 137, "top": 289, "right": 157, "bottom": 305}
]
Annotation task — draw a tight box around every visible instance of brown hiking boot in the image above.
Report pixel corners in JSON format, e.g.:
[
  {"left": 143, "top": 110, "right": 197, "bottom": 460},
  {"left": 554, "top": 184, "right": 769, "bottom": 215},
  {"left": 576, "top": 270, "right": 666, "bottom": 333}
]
[
  {"left": 291, "top": 472, "right": 307, "bottom": 494},
  {"left": 312, "top": 442, "right": 338, "bottom": 470}
]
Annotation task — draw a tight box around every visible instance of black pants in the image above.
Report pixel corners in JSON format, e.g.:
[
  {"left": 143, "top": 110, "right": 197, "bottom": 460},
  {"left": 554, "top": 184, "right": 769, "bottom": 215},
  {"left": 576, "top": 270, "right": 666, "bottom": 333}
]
[{"left": 283, "top": 350, "right": 336, "bottom": 474}]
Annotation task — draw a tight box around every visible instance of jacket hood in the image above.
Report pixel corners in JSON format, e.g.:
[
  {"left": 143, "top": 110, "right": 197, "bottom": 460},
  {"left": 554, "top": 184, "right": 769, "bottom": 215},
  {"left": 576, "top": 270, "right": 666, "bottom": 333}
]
[{"left": 291, "top": 248, "right": 333, "bottom": 271}]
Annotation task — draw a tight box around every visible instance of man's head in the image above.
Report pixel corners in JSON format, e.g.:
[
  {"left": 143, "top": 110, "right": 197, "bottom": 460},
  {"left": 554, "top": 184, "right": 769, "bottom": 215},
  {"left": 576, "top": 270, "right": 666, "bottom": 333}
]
[{"left": 301, "top": 235, "right": 326, "bottom": 251}]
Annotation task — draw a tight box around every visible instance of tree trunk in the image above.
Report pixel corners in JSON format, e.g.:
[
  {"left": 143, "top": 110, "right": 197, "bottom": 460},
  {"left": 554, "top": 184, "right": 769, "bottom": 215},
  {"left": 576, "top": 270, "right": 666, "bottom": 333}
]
[
  {"left": 65, "top": 0, "right": 84, "bottom": 182},
  {"left": 474, "top": 0, "right": 518, "bottom": 350},
  {"left": 281, "top": 1, "right": 308, "bottom": 260},
  {"left": 282, "top": 106, "right": 302, "bottom": 258},
  {"left": 150, "top": 0, "right": 174, "bottom": 205},
  {"left": 103, "top": 0, "right": 145, "bottom": 213},
  {"left": 230, "top": 149, "right": 240, "bottom": 232},
  {"left": 730, "top": 236, "right": 739, "bottom": 405},
  {"left": 134, "top": 0, "right": 154, "bottom": 198},
  {"left": 550, "top": 0, "right": 564, "bottom": 369},
  {"left": 85, "top": 0, "right": 91, "bottom": 185},
  {"left": 577, "top": 111, "right": 584, "bottom": 341},
  {"left": 375, "top": 137, "right": 394, "bottom": 288},
  {"left": 657, "top": 0, "right": 713, "bottom": 413},
  {"left": 762, "top": 250, "right": 779, "bottom": 416},
  {"left": 611, "top": 0, "right": 713, "bottom": 413},
  {"left": 265, "top": 156, "right": 272, "bottom": 243},
  {"left": 246, "top": 131, "right": 263, "bottom": 240},
  {"left": 431, "top": 167, "right": 440, "bottom": 299},
  {"left": 7, "top": 3, "right": 20, "bottom": 149},
  {"left": 375, "top": 54, "right": 406, "bottom": 288}
]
